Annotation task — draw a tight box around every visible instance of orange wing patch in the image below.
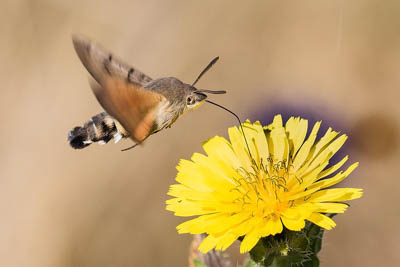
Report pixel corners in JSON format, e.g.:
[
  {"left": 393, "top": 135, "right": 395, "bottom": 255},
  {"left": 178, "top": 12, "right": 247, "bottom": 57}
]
[{"left": 90, "top": 77, "right": 165, "bottom": 143}]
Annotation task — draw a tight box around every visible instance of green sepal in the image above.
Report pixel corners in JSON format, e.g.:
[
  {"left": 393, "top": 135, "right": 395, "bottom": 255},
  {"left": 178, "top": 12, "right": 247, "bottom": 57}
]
[
  {"left": 249, "top": 239, "right": 267, "bottom": 263},
  {"left": 291, "top": 233, "right": 309, "bottom": 251},
  {"left": 301, "top": 255, "right": 320, "bottom": 267},
  {"left": 267, "top": 256, "right": 290, "bottom": 267},
  {"left": 193, "top": 259, "right": 208, "bottom": 267},
  {"left": 306, "top": 222, "right": 324, "bottom": 254},
  {"left": 245, "top": 259, "right": 258, "bottom": 267}
]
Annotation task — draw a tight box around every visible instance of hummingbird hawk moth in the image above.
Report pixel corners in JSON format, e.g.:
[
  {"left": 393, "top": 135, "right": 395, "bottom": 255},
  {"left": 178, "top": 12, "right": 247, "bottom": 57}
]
[{"left": 68, "top": 35, "right": 226, "bottom": 150}]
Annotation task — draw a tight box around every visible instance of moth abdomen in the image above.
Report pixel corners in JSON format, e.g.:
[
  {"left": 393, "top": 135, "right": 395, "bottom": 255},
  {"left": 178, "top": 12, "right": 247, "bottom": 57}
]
[{"left": 68, "top": 112, "right": 128, "bottom": 149}]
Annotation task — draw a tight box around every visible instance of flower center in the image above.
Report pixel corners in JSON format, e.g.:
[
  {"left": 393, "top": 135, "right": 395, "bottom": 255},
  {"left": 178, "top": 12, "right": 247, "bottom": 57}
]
[{"left": 232, "top": 157, "right": 295, "bottom": 217}]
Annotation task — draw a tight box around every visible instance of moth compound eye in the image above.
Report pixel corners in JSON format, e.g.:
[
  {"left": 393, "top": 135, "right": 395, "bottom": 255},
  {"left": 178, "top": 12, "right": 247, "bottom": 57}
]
[{"left": 187, "top": 96, "right": 195, "bottom": 105}]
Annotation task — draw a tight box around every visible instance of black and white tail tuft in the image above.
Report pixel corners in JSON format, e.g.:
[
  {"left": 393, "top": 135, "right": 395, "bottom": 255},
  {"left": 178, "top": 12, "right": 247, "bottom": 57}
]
[{"left": 68, "top": 112, "right": 128, "bottom": 149}]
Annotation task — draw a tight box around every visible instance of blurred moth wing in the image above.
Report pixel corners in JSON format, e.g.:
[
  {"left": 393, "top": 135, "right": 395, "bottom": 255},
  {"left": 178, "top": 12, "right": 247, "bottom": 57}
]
[
  {"left": 72, "top": 34, "right": 152, "bottom": 85},
  {"left": 73, "top": 35, "right": 165, "bottom": 143},
  {"left": 89, "top": 78, "right": 165, "bottom": 143}
]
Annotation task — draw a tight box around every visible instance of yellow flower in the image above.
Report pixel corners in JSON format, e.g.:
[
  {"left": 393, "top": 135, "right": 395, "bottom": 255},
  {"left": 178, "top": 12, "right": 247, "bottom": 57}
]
[{"left": 166, "top": 115, "right": 362, "bottom": 253}]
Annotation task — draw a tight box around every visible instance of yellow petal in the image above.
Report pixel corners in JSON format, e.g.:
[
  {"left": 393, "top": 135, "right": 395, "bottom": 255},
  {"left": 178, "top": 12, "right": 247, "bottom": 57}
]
[
  {"left": 215, "top": 232, "right": 239, "bottom": 250},
  {"left": 307, "top": 128, "right": 338, "bottom": 164},
  {"left": 307, "top": 188, "right": 363, "bottom": 202},
  {"left": 282, "top": 203, "right": 315, "bottom": 219},
  {"left": 166, "top": 200, "right": 213, "bottom": 217},
  {"left": 257, "top": 216, "right": 284, "bottom": 236},
  {"left": 281, "top": 216, "right": 305, "bottom": 231},
  {"left": 272, "top": 114, "right": 283, "bottom": 128},
  {"left": 198, "top": 235, "right": 218, "bottom": 253},
  {"left": 267, "top": 216, "right": 283, "bottom": 235},
  {"left": 257, "top": 219, "right": 274, "bottom": 236},
  {"left": 264, "top": 114, "right": 283, "bottom": 131},
  {"left": 206, "top": 212, "right": 250, "bottom": 234},
  {"left": 293, "top": 121, "right": 321, "bottom": 171},
  {"left": 307, "top": 213, "right": 336, "bottom": 230},
  {"left": 251, "top": 121, "right": 270, "bottom": 165},
  {"left": 202, "top": 136, "right": 241, "bottom": 169},
  {"left": 285, "top": 117, "right": 308, "bottom": 157},
  {"left": 177, "top": 213, "right": 222, "bottom": 233},
  {"left": 228, "top": 126, "right": 252, "bottom": 171},
  {"left": 308, "top": 162, "right": 359, "bottom": 190},
  {"left": 313, "top": 202, "right": 349, "bottom": 213},
  {"left": 293, "top": 160, "right": 330, "bottom": 191},
  {"left": 294, "top": 118, "right": 309, "bottom": 156},
  {"left": 191, "top": 152, "right": 238, "bottom": 190},
  {"left": 270, "top": 124, "right": 289, "bottom": 163},
  {"left": 306, "top": 134, "right": 347, "bottom": 172},
  {"left": 317, "top": 156, "right": 348, "bottom": 179},
  {"left": 168, "top": 184, "right": 212, "bottom": 200},
  {"left": 230, "top": 217, "right": 260, "bottom": 237},
  {"left": 176, "top": 159, "right": 211, "bottom": 191},
  {"left": 242, "top": 121, "right": 263, "bottom": 164},
  {"left": 240, "top": 230, "right": 260, "bottom": 253},
  {"left": 285, "top": 185, "right": 323, "bottom": 201}
]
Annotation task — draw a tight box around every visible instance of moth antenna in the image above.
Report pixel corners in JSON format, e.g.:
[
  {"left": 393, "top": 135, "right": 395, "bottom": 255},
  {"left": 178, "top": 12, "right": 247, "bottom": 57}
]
[
  {"left": 121, "top": 143, "right": 138, "bottom": 152},
  {"left": 192, "top": 56, "right": 219, "bottom": 86},
  {"left": 205, "top": 100, "right": 255, "bottom": 163},
  {"left": 196, "top": 89, "right": 226, "bottom": 94}
]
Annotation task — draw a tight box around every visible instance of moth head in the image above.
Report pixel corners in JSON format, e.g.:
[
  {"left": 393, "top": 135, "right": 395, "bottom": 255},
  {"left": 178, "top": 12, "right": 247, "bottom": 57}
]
[
  {"left": 186, "top": 88, "right": 226, "bottom": 110},
  {"left": 185, "top": 90, "right": 207, "bottom": 110}
]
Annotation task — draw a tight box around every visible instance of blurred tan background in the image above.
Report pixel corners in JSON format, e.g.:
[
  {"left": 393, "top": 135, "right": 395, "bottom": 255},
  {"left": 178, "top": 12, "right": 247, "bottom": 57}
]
[{"left": 1, "top": 0, "right": 399, "bottom": 266}]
